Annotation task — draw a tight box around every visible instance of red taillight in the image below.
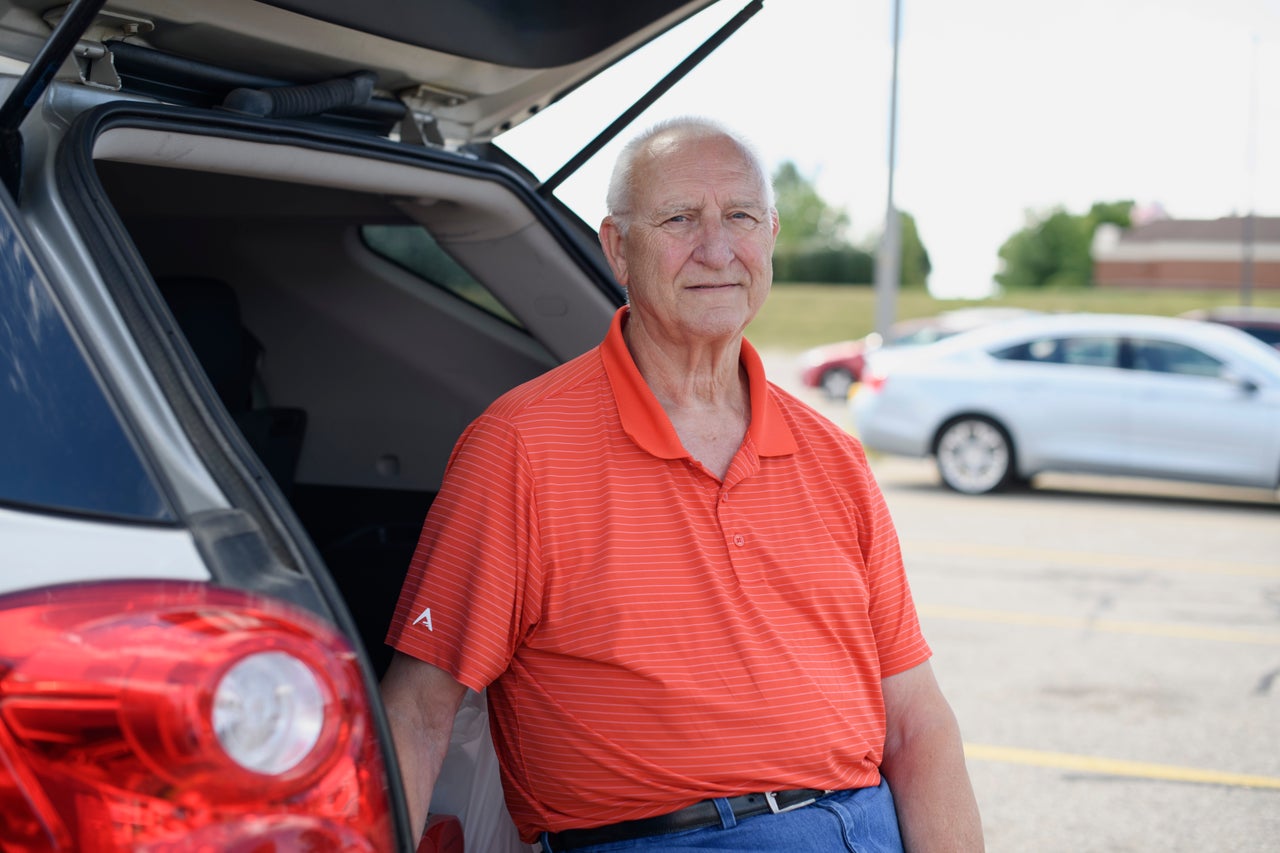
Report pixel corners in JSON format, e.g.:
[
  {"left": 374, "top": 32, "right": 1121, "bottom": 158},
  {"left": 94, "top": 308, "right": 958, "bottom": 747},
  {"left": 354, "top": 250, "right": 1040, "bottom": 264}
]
[
  {"left": 862, "top": 371, "right": 887, "bottom": 393},
  {"left": 0, "top": 580, "right": 395, "bottom": 852}
]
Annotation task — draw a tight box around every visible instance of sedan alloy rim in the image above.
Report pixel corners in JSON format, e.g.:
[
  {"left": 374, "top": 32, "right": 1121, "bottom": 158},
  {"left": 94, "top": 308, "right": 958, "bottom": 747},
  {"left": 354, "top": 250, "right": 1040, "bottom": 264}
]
[{"left": 937, "top": 419, "right": 1010, "bottom": 494}]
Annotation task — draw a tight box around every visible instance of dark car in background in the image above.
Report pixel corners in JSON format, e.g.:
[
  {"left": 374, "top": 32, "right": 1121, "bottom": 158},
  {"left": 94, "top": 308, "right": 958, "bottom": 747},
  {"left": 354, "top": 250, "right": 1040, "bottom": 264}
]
[
  {"left": 1180, "top": 306, "right": 1280, "bottom": 350},
  {"left": 799, "top": 307, "right": 1039, "bottom": 398},
  {"left": 0, "top": 1, "right": 759, "bottom": 850}
]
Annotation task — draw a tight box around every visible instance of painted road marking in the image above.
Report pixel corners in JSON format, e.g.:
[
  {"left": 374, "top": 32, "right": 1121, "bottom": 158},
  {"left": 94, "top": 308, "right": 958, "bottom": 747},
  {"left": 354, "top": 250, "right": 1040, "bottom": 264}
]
[
  {"left": 965, "top": 743, "right": 1280, "bottom": 790},
  {"left": 917, "top": 604, "right": 1280, "bottom": 645},
  {"left": 903, "top": 540, "right": 1280, "bottom": 578}
]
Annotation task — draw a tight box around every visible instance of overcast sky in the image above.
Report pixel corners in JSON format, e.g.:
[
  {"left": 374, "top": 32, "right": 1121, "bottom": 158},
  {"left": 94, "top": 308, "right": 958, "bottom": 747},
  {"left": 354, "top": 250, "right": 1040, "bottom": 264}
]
[{"left": 499, "top": 0, "right": 1279, "bottom": 299}]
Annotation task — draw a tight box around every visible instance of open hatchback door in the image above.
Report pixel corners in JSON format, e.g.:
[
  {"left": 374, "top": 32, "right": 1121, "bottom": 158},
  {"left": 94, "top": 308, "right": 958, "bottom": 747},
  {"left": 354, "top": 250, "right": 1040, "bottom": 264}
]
[{"left": 0, "top": 1, "right": 762, "bottom": 851}]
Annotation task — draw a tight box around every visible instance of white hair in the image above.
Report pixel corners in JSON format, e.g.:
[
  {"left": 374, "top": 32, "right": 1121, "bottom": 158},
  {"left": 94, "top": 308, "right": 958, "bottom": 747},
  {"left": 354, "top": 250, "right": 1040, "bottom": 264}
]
[{"left": 605, "top": 116, "right": 775, "bottom": 233}]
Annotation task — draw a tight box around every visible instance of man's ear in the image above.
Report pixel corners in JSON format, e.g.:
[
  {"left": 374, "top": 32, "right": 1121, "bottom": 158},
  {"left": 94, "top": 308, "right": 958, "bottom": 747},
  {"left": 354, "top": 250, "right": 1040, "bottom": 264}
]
[{"left": 599, "top": 216, "right": 629, "bottom": 285}]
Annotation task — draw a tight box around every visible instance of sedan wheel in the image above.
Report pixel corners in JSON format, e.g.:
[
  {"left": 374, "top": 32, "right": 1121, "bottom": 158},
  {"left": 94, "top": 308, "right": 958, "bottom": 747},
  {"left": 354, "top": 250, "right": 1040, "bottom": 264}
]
[
  {"left": 820, "top": 368, "right": 855, "bottom": 399},
  {"left": 935, "top": 417, "right": 1015, "bottom": 494}
]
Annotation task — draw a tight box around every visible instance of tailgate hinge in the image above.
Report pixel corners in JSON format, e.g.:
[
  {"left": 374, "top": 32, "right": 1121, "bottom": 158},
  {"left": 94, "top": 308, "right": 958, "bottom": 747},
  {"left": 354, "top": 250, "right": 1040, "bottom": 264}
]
[
  {"left": 396, "top": 83, "right": 469, "bottom": 149},
  {"left": 42, "top": 7, "right": 155, "bottom": 91}
]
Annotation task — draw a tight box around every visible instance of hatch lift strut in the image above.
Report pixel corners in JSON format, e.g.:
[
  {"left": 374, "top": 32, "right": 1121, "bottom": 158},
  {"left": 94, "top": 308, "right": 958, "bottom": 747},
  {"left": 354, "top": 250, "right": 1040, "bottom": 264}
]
[
  {"left": 537, "top": 0, "right": 764, "bottom": 199},
  {"left": 0, "top": 0, "right": 108, "bottom": 197}
]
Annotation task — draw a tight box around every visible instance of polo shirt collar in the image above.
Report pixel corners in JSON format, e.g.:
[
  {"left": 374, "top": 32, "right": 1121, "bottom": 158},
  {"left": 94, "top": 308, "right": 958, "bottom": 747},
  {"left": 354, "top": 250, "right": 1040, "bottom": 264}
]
[{"left": 599, "top": 307, "right": 798, "bottom": 460}]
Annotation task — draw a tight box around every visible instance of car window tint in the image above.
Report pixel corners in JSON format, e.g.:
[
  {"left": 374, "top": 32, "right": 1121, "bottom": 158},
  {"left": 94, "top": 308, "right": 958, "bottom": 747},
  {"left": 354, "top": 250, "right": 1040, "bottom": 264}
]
[
  {"left": 1130, "top": 338, "right": 1223, "bottom": 377},
  {"left": 1059, "top": 336, "right": 1120, "bottom": 367},
  {"left": 361, "top": 224, "right": 522, "bottom": 328},
  {"left": 990, "top": 341, "right": 1036, "bottom": 362},
  {"left": 991, "top": 335, "right": 1119, "bottom": 367},
  {"left": 990, "top": 339, "right": 1060, "bottom": 362},
  {"left": 0, "top": 207, "right": 173, "bottom": 522}
]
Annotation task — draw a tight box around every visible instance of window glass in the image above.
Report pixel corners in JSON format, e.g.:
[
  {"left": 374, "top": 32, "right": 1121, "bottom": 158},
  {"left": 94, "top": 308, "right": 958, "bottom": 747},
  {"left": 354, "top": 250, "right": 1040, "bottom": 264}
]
[
  {"left": 991, "top": 341, "right": 1035, "bottom": 362},
  {"left": 361, "top": 225, "right": 521, "bottom": 328},
  {"left": 1130, "top": 338, "right": 1223, "bottom": 377},
  {"left": 991, "top": 335, "right": 1120, "bottom": 367},
  {"left": 0, "top": 207, "right": 173, "bottom": 522},
  {"left": 1060, "top": 336, "right": 1120, "bottom": 367},
  {"left": 893, "top": 327, "right": 949, "bottom": 346}
]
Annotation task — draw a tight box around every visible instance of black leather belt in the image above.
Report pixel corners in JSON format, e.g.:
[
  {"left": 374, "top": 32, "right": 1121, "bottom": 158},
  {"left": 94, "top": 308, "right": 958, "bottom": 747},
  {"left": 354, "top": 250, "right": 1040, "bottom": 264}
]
[{"left": 541, "top": 788, "right": 831, "bottom": 851}]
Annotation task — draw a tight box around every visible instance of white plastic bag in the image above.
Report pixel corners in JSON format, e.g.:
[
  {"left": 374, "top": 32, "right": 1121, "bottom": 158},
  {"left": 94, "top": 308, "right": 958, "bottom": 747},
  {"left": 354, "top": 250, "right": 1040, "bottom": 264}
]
[{"left": 429, "top": 689, "right": 536, "bottom": 853}]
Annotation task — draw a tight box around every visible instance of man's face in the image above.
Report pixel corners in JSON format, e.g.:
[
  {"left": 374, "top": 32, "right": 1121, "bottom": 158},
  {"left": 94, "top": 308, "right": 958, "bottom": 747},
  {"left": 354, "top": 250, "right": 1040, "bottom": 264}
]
[{"left": 600, "top": 133, "right": 779, "bottom": 347}]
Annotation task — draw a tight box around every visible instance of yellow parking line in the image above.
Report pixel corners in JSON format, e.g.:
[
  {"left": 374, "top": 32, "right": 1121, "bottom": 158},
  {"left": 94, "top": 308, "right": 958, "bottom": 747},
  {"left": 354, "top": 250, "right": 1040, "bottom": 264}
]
[
  {"left": 903, "top": 541, "right": 1280, "bottom": 579},
  {"left": 918, "top": 604, "right": 1280, "bottom": 645},
  {"left": 965, "top": 743, "right": 1280, "bottom": 790}
]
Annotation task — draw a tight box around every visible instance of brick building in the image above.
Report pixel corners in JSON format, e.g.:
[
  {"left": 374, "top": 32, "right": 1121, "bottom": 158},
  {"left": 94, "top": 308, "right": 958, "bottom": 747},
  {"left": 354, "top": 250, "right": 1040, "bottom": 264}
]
[{"left": 1092, "top": 216, "right": 1280, "bottom": 290}]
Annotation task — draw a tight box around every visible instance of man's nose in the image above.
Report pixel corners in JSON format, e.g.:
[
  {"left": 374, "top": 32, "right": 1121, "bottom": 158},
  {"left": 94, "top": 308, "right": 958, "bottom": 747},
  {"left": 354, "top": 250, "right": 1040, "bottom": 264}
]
[{"left": 692, "top": 219, "right": 734, "bottom": 268}]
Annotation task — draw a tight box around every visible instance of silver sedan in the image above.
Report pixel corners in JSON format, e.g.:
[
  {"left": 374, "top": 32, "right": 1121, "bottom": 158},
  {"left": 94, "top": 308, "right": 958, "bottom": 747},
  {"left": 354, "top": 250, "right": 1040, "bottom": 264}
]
[{"left": 851, "top": 313, "right": 1280, "bottom": 494}]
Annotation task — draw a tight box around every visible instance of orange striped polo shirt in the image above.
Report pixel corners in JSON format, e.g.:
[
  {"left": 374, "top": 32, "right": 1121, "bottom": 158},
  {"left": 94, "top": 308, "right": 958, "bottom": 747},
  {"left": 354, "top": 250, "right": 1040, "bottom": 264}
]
[{"left": 387, "top": 307, "right": 930, "bottom": 841}]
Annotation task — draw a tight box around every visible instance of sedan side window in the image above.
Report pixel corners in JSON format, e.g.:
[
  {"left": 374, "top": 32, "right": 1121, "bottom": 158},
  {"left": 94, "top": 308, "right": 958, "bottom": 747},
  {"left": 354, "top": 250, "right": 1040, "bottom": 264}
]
[
  {"left": 992, "top": 335, "right": 1120, "bottom": 367},
  {"left": 1059, "top": 336, "right": 1121, "bottom": 367},
  {"left": 991, "top": 338, "right": 1059, "bottom": 363},
  {"left": 1129, "top": 338, "right": 1223, "bottom": 377}
]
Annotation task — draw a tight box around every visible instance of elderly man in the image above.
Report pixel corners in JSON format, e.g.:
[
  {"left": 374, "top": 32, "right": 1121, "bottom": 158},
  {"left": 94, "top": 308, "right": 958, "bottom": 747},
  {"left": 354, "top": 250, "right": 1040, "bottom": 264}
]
[{"left": 380, "top": 117, "right": 983, "bottom": 852}]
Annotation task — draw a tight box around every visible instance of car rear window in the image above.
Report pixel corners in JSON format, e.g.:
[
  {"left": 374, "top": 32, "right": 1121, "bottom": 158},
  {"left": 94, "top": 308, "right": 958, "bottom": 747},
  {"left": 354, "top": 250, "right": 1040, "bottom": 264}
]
[{"left": 361, "top": 224, "right": 522, "bottom": 328}]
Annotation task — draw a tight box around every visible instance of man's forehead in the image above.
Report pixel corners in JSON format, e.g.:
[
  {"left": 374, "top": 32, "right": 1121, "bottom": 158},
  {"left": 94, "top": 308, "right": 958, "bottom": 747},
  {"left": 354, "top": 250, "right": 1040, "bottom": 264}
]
[
  {"left": 634, "top": 138, "right": 767, "bottom": 211},
  {"left": 647, "top": 190, "right": 769, "bottom": 217}
]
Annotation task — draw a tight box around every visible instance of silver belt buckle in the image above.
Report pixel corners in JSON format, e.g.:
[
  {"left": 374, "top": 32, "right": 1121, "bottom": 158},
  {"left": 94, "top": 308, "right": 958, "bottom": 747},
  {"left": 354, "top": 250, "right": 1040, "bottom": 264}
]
[{"left": 765, "top": 790, "right": 818, "bottom": 814}]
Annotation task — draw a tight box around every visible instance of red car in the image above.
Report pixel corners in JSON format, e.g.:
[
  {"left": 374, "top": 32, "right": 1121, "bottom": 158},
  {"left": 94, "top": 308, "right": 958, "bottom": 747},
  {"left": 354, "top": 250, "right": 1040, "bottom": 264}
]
[{"left": 799, "top": 308, "right": 1040, "bottom": 398}]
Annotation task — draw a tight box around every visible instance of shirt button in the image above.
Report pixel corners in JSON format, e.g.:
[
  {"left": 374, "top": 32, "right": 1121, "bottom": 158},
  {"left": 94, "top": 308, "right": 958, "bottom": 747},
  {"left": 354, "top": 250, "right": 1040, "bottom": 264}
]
[{"left": 733, "top": 534, "right": 745, "bottom": 547}]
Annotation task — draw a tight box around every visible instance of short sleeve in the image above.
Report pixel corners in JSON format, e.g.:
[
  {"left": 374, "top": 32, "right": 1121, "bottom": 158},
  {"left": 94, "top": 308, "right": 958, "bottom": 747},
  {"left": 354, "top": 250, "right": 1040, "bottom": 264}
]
[
  {"left": 385, "top": 414, "right": 543, "bottom": 691},
  {"left": 847, "top": 440, "right": 931, "bottom": 677}
]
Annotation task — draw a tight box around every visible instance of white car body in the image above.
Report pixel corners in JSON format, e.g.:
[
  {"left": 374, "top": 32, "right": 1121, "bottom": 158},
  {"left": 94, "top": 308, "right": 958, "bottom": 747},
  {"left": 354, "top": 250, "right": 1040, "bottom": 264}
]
[{"left": 852, "top": 313, "right": 1280, "bottom": 494}]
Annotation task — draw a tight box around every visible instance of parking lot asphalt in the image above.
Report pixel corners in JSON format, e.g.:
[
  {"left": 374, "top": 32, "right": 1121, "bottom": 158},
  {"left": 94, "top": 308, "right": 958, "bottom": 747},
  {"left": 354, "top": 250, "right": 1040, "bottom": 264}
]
[{"left": 762, "top": 348, "right": 1280, "bottom": 852}]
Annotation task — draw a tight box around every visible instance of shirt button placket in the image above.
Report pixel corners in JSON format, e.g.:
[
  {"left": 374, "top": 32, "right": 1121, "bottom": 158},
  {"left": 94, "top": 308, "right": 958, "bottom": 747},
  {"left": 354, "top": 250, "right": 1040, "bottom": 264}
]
[{"left": 717, "top": 489, "right": 744, "bottom": 549}]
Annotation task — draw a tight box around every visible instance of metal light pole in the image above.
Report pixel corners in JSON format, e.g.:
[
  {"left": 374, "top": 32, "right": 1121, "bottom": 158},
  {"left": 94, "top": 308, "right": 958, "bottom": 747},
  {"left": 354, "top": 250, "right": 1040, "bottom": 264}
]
[
  {"left": 874, "top": 0, "right": 903, "bottom": 338},
  {"left": 1241, "top": 33, "right": 1259, "bottom": 307}
]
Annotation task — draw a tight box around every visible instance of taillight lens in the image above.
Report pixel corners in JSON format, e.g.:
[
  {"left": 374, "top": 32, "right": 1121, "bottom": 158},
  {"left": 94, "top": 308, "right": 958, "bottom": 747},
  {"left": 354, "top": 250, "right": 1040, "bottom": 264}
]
[
  {"left": 0, "top": 580, "right": 395, "bottom": 852},
  {"left": 862, "top": 371, "right": 888, "bottom": 393},
  {"left": 213, "top": 650, "right": 325, "bottom": 775}
]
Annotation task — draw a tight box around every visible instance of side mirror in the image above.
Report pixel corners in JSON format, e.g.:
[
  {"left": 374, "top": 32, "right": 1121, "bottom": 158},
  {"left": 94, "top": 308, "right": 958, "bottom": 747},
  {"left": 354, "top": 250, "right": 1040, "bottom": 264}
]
[{"left": 1221, "top": 369, "right": 1260, "bottom": 396}]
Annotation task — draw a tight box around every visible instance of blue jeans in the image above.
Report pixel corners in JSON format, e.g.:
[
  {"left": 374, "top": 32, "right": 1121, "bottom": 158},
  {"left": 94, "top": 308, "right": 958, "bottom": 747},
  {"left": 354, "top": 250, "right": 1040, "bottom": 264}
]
[{"left": 539, "top": 780, "right": 903, "bottom": 852}]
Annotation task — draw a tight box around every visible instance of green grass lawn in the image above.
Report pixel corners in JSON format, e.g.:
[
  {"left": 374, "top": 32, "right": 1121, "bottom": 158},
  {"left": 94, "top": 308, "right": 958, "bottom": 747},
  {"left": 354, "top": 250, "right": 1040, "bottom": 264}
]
[{"left": 746, "top": 285, "right": 1280, "bottom": 350}]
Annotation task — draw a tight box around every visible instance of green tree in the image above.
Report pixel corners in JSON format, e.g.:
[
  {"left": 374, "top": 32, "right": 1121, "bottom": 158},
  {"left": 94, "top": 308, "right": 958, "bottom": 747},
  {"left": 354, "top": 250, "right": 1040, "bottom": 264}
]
[
  {"left": 860, "top": 210, "right": 932, "bottom": 288},
  {"left": 770, "top": 161, "right": 887, "bottom": 286},
  {"left": 772, "top": 161, "right": 850, "bottom": 253},
  {"left": 1085, "top": 200, "right": 1133, "bottom": 232},
  {"left": 995, "top": 200, "right": 1133, "bottom": 290}
]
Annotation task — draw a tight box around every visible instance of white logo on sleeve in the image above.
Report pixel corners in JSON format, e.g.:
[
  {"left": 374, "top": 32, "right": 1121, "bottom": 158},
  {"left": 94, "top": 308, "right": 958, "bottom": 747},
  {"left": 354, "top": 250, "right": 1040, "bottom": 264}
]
[{"left": 412, "top": 607, "right": 434, "bottom": 631}]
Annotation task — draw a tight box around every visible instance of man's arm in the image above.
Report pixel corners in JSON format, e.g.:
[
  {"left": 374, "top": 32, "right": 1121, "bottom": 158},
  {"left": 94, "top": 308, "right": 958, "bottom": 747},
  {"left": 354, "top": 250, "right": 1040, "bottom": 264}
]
[
  {"left": 379, "top": 652, "right": 469, "bottom": 844},
  {"left": 880, "top": 661, "right": 984, "bottom": 852}
]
